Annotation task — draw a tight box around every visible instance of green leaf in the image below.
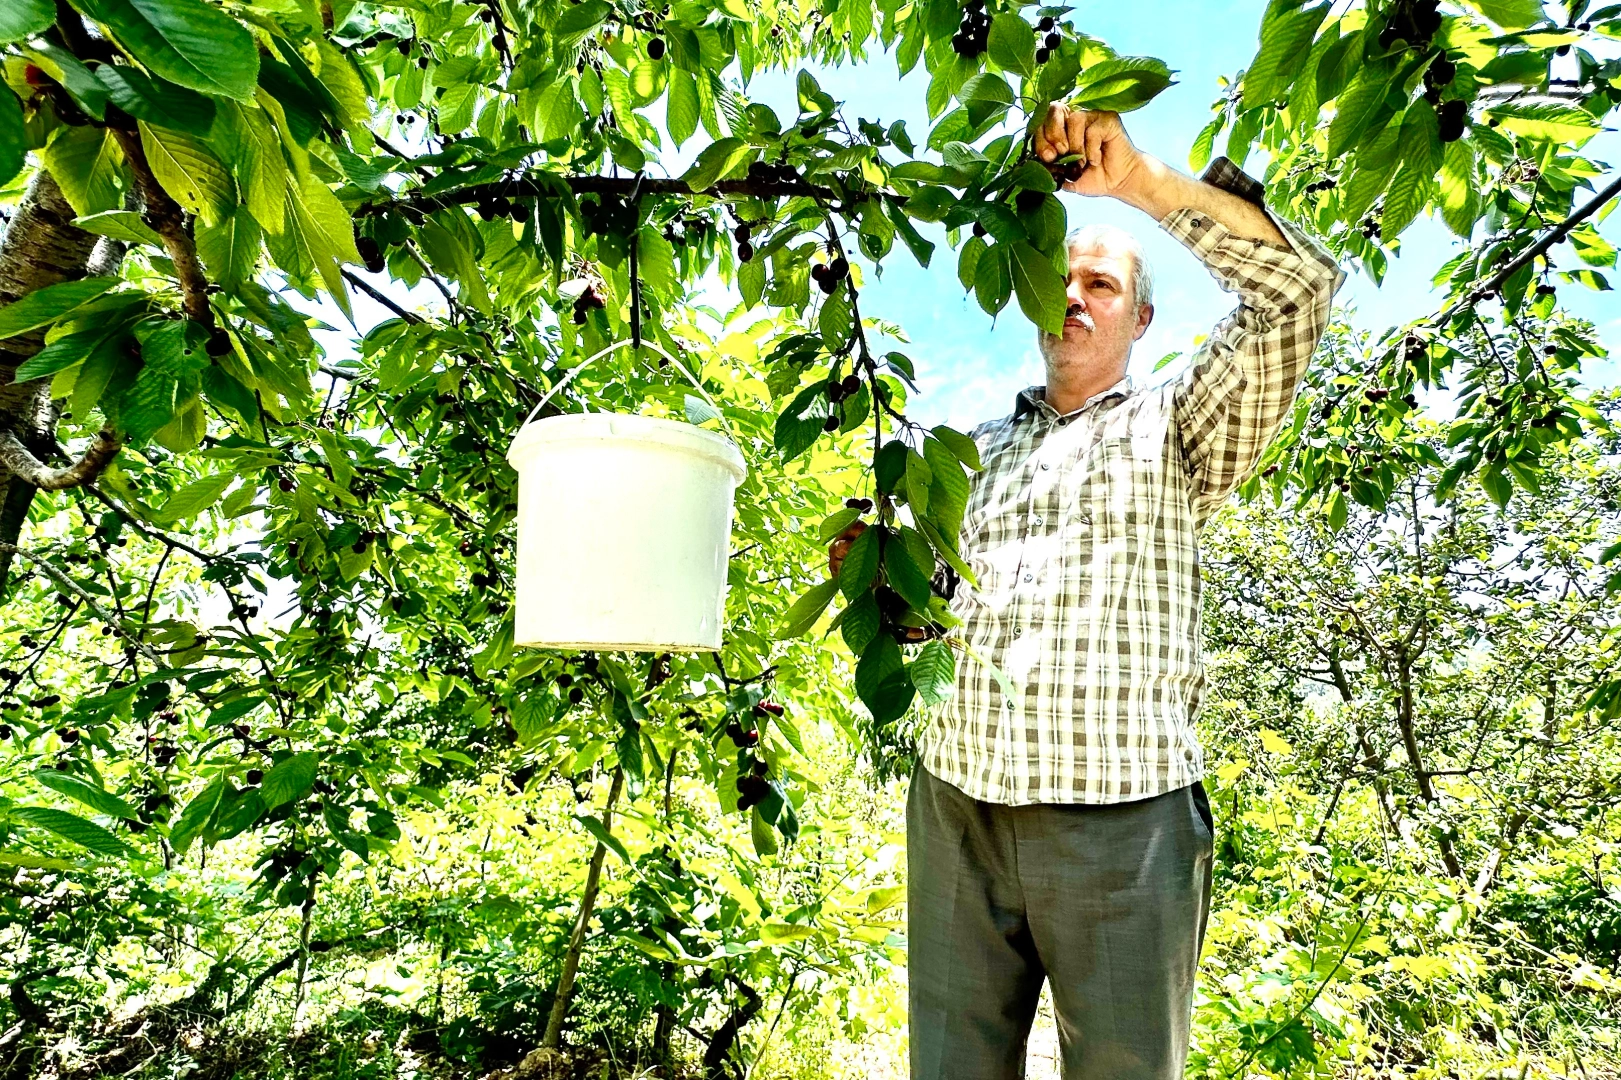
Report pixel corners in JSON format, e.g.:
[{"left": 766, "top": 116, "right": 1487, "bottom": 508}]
[
  {"left": 0, "top": 277, "right": 118, "bottom": 341},
  {"left": 195, "top": 206, "right": 263, "bottom": 293},
  {"left": 923, "top": 436, "right": 971, "bottom": 535},
  {"left": 1461, "top": 0, "right": 1545, "bottom": 28},
  {"left": 0, "top": 88, "right": 24, "bottom": 187},
  {"left": 819, "top": 287, "right": 853, "bottom": 346},
  {"left": 33, "top": 770, "right": 138, "bottom": 820},
  {"left": 1068, "top": 56, "right": 1175, "bottom": 113},
  {"left": 168, "top": 778, "right": 224, "bottom": 855},
  {"left": 139, "top": 121, "right": 234, "bottom": 227},
  {"left": 153, "top": 472, "right": 235, "bottom": 524},
  {"left": 840, "top": 590, "right": 880, "bottom": 653},
  {"left": 258, "top": 752, "right": 317, "bottom": 810},
  {"left": 855, "top": 635, "right": 915, "bottom": 723},
  {"left": 884, "top": 538, "right": 933, "bottom": 613},
  {"left": 117, "top": 319, "right": 205, "bottom": 442},
  {"left": 682, "top": 137, "right": 748, "bottom": 192},
  {"left": 74, "top": 0, "right": 259, "bottom": 100},
  {"left": 576, "top": 813, "right": 631, "bottom": 863},
  {"left": 1327, "top": 62, "right": 1394, "bottom": 159},
  {"left": 960, "top": 73, "right": 1015, "bottom": 129},
  {"left": 1485, "top": 103, "right": 1602, "bottom": 143},
  {"left": 910, "top": 640, "right": 956, "bottom": 706},
  {"left": 974, "top": 242, "right": 1012, "bottom": 316},
  {"left": 838, "top": 524, "right": 881, "bottom": 599},
  {"left": 0, "top": 0, "right": 53, "bottom": 44},
  {"left": 684, "top": 393, "right": 723, "bottom": 426},
  {"left": 988, "top": 14, "right": 1036, "bottom": 77},
  {"left": 1399, "top": 98, "right": 1444, "bottom": 176},
  {"left": 555, "top": 0, "right": 612, "bottom": 45},
  {"left": 1009, "top": 240, "right": 1066, "bottom": 335},
  {"left": 1189, "top": 113, "right": 1225, "bottom": 174},
  {"left": 776, "top": 577, "right": 841, "bottom": 638},
  {"left": 1381, "top": 160, "right": 1434, "bottom": 241},
  {"left": 14, "top": 328, "right": 105, "bottom": 382},
  {"left": 818, "top": 507, "right": 862, "bottom": 543},
  {"left": 773, "top": 385, "right": 824, "bottom": 462},
  {"left": 885, "top": 199, "right": 935, "bottom": 267},
  {"left": 8, "top": 805, "right": 131, "bottom": 858},
  {"left": 278, "top": 172, "right": 361, "bottom": 318},
  {"left": 93, "top": 64, "right": 214, "bottom": 136},
  {"left": 931, "top": 424, "right": 983, "bottom": 472},
  {"left": 1242, "top": 3, "right": 1330, "bottom": 111},
  {"left": 636, "top": 226, "right": 676, "bottom": 298},
  {"left": 41, "top": 126, "right": 124, "bottom": 216},
  {"left": 74, "top": 209, "right": 164, "bottom": 247},
  {"left": 1437, "top": 138, "right": 1480, "bottom": 239},
  {"left": 918, "top": 518, "right": 977, "bottom": 587},
  {"left": 667, "top": 69, "right": 698, "bottom": 148},
  {"left": 213, "top": 101, "right": 286, "bottom": 235},
  {"left": 957, "top": 235, "right": 986, "bottom": 291}
]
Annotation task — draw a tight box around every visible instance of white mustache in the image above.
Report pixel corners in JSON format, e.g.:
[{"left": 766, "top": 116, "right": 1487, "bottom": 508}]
[{"left": 1065, "top": 305, "right": 1095, "bottom": 332}]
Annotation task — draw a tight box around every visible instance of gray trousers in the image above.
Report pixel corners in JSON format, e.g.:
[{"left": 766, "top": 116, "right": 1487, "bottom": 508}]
[{"left": 906, "top": 765, "right": 1214, "bottom": 1080}]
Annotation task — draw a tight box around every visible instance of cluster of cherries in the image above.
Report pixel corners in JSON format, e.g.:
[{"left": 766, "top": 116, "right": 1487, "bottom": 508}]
[
  {"left": 1377, "top": 0, "right": 1441, "bottom": 50},
  {"left": 474, "top": 193, "right": 528, "bottom": 223},
  {"left": 810, "top": 256, "right": 849, "bottom": 295},
  {"left": 580, "top": 192, "right": 638, "bottom": 239},
  {"left": 571, "top": 285, "right": 607, "bottom": 324},
  {"left": 731, "top": 701, "right": 782, "bottom": 812},
  {"left": 950, "top": 0, "right": 991, "bottom": 57},
  {"left": 1034, "top": 17, "right": 1060, "bottom": 64}
]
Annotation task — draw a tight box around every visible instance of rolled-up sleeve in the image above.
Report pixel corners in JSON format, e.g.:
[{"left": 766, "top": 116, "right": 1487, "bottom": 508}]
[{"left": 1162, "top": 156, "right": 1346, "bottom": 527}]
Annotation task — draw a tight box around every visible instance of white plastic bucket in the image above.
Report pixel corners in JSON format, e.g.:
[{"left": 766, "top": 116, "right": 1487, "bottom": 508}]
[{"left": 505, "top": 412, "right": 748, "bottom": 652}]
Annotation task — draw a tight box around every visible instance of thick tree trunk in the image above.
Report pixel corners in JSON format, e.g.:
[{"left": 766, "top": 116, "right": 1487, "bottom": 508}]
[
  {"left": 0, "top": 170, "right": 101, "bottom": 582},
  {"left": 542, "top": 766, "right": 625, "bottom": 1050}
]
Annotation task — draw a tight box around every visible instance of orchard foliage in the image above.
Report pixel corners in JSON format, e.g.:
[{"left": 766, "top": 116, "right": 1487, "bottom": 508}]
[{"left": 0, "top": 0, "right": 1617, "bottom": 1072}]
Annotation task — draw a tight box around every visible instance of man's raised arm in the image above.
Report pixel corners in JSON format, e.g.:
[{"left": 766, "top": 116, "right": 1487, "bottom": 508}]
[{"left": 1037, "top": 105, "right": 1346, "bottom": 525}]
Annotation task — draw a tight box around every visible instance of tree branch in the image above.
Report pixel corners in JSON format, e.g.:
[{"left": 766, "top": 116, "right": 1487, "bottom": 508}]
[
  {"left": 340, "top": 269, "right": 423, "bottom": 324},
  {"left": 356, "top": 173, "right": 841, "bottom": 220},
  {"left": 1436, "top": 170, "right": 1621, "bottom": 325},
  {"left": 0, "top": 428, "right": 120, "bottom": 491},
  {"left": 0, "top": 540, "right": 166, "bottom": 668},
  {"left": 110, "top": 128, "right": 213, "bottom": 327}
]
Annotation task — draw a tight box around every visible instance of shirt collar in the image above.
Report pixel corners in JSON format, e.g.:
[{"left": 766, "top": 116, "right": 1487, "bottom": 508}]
[{"left": 1012, "top": 376, "right": 1132, "bottom": 422}]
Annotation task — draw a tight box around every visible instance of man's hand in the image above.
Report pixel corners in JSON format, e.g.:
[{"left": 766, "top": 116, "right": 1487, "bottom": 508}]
[
  {"left": 827, "top": 519, "right": 867, "bottom": 578},
  {"left": 1034, "top": 104, "right": 1146, "bottom": 199}
]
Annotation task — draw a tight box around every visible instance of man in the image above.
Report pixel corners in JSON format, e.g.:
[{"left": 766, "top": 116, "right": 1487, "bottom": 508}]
[{"left": 834, "top": 105, "right": 1344, "bottom": 1078}]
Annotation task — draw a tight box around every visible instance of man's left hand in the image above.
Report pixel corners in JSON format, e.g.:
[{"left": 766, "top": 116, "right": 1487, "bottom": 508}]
[{"left": 1034, "top": 104, "right": 1145, "bottom": 200}]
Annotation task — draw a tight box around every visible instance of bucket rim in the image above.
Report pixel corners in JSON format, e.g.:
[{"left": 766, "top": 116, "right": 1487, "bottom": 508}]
[{"left": 506, "top": 411, "right": 746, "bottom": 481}]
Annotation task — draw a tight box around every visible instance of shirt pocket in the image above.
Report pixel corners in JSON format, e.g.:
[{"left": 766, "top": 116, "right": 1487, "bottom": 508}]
[{"left": 1064, "top": 434, "right": 1139, "bottom": 544}]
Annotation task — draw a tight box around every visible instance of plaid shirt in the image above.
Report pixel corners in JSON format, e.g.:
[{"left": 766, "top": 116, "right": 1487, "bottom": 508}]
[{"left": 919, "top": 158, "right": 1346, "bottom": 806}]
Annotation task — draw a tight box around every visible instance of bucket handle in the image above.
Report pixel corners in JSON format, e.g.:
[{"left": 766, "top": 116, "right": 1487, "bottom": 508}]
[{"left": 520, "top": 338, "right": 737, "bottom": 441}]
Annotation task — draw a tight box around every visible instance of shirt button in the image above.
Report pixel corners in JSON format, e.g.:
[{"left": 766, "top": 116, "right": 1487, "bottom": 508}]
[
  {"left": 1040, "top": 462, "right": 1051, "bottom": 471},
  {"left": 1005, "top": 699, "right": 1016, "bottom": 711},
  {"left": 1032, "top": 515, "right": 1043, "bottom": 526},
  {"left": 1191, "top": 216, "right": 1203, "bottom": 227},
  {"left": 1022, "top": 572, "right": 1033, "bottom": 582},
  {"left": 1013, "top": 625, "right": 1023, "bottom": 637}
]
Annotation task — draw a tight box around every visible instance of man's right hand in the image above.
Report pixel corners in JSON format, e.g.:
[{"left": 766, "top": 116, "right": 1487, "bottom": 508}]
[{"left": 827, "top": 520, "right": 868, "bottom": 578}]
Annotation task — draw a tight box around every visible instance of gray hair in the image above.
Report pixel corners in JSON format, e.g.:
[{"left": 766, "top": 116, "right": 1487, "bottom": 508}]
[{"left": 1065, "top": 224, "right": 1154, "bottom": 310}]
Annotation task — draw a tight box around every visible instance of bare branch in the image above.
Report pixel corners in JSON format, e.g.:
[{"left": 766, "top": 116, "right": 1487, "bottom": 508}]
[{"left": 0, "top": 428, "right": 120, "bottom": 491}]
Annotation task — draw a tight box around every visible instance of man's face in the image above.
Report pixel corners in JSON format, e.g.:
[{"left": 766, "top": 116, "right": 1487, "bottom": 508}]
[{"left": 1038, "top": 235, "right": 1154, "bottom": 383}]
